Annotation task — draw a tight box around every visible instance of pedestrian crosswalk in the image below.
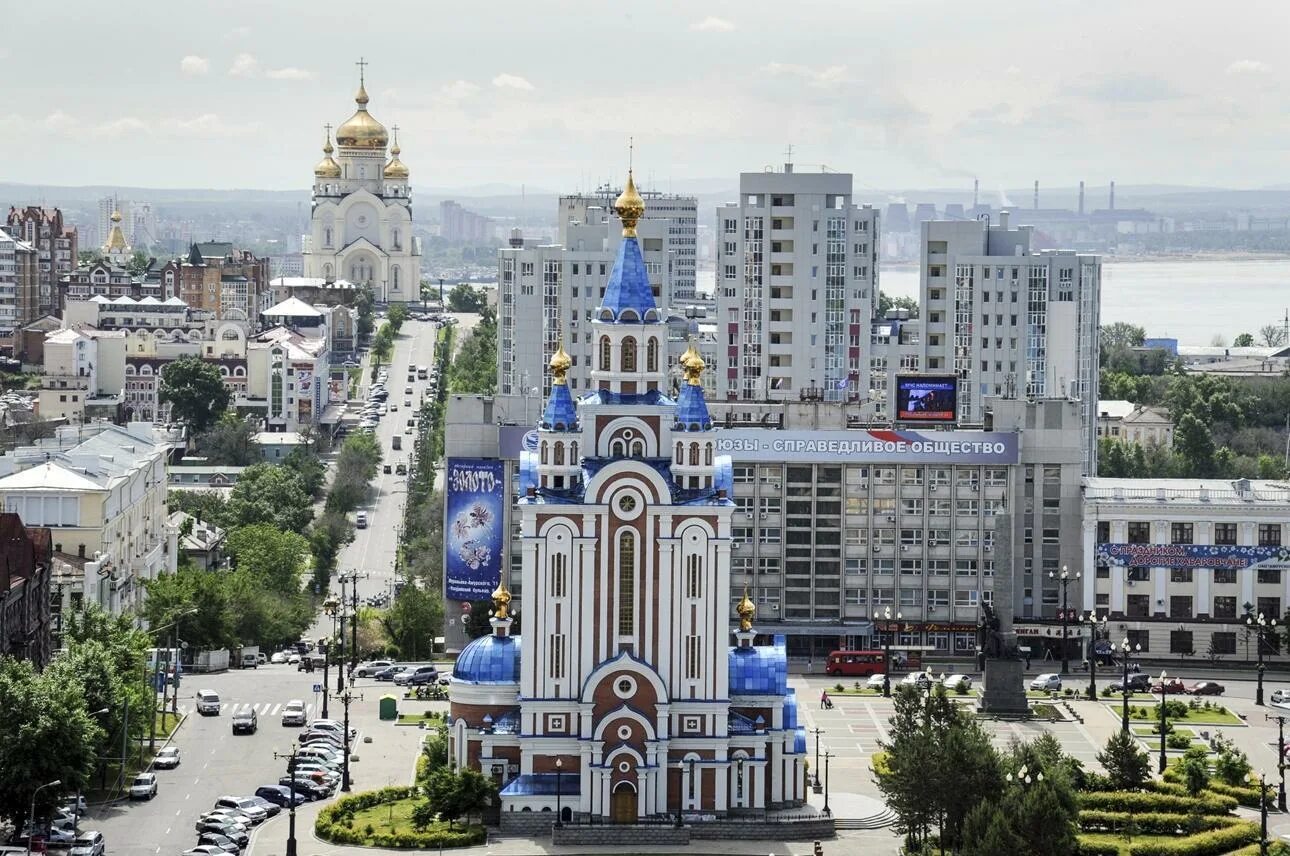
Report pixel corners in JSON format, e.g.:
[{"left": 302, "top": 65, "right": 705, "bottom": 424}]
[{"left": 176, "top": 701, "right": 318, "bottom": 717}]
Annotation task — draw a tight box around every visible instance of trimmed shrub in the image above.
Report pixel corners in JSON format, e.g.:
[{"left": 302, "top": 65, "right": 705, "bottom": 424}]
[
  {"left": 315, "top": 786, "right": 487, "bottom": 848},
  {"left": 1077, "top": 790, "right": 1237, "bottom": 816},
  {"left": 1078, "top": 810, "right": 1232, "bottom": 835},
  {"left": 1125, "top": 820, "right": 1259, "bottom": 856},
  {"left": 1078, "top": 844, "right": 1122, "bottom": 856}
]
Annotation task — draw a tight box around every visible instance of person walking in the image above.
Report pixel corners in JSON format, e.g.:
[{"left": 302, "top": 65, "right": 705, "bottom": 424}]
[{"left": 821, "top": 689, "right": 828, "bottom": 709}]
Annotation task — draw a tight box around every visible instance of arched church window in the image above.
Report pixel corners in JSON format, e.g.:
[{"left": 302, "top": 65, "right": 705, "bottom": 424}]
[
  {"left": 324, "top": 263, "right": 333, "bottom": 278},
  {"left": 617, "top": 532, "right": 635, "bottom": 636},
  {"left": 570, "top": 441, "right": 578, "bottom": 461},
  {"left": 630, "top": 440, "right": 643, "bottom": 457},
  {"left": 599, "top": 336, "right": 611, "bottom": 371},
  {"left": 686, "top": 554, "right": 702, "bottom": 599},
  {"left": 622, "top": 337, "right": 637, "bottom": 372},
  {"left": 705, "top": 445, "right": 713, "bottom": 465},
  {"left": 541, "top": 441, "right": 549, "bottom": 465},
  {"left": 554, "top": 443, "right": 564, "bottom": 465},
  {"left": 689, "top": 443, "right": 700, "bottom": 466},
  {"left": 611, "top": 440, "right": 624, "bottom": 457},
  {"left": 675, "top": 442, "right": 683, "bottom": 464},
  {"left": 392, "top": 266, "right": 400, "bottom": 291},
  {"left": 646, "top": 338, "right": 658, "bottom": 372},
  {"left": 392, "top": 228, "right": 401, "bottom": 250},
  {"left": 324, "top": 227, "right": 333, "bottom": 247}
]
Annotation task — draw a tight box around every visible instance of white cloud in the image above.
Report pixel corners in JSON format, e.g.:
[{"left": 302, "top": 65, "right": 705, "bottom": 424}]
[
  {"left": 440, "top": 80, "right": 480, "bottom": 101},
  {"left": 42, "top": 111, "right": 79, "bottom": 132},
  {"left": 93, "top": 117, "right": 149, "bottom": 138},
  {"left": 1226, "top": 59, "right": 1269, "bottom": 75},
  {"left": 690, "top": 16, "right": 734, "bottom": 32},
  {"left": 762, "top": 62, "right": 849, "bottom": 88},
  {"left": 265, "top": 67, "right": 316, "bottom": 81},
  {"left": 160, "top": 114, "right": 258, "bottom": 137},
  {"left": 228, "top": 53, "right": 259, "bottom": 77},
  {"left": 179, "top": 55, "right": 209, "bottom": 76},
  {"left": 492, "top": 73, "right": 534, "bottom": 92}
]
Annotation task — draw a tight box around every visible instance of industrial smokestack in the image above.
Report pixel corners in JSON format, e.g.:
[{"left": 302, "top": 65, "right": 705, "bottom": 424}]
[
  {"left": 1033, "top": 180, "right": 1039, "bottom": 210},
  {"left": 973, "top": 178, "right": 979, "bottom": 209},
  {"left": 1078, "top": 181, "right": 1085, "bottom": 216},
  {"left": 1110, "top": 181, "right": 1116, "bottom": 211}
]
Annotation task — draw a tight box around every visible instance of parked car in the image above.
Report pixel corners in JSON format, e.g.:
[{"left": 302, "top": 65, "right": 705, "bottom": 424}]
[
  {"left": 300, "top": 731, "right": 346, "bottom": 749},
  {"left": 154, "top": 746, "right": 181, "bottom": 769},
  {"left": 128, "top": 772, "right": 158, "bottom": 800},
  {"left": 940, "top": 674, "right": 973, "bottom": 692},
  {"left": 278, "top": 776, "right": 329, "bottom": 800},
  {"left": 182, "top": 847, "right": 228, "bottom": 856},
  {"left": 1188, "top": 681, "right": 1226, "bottom": 696},
  {"left": 1109, "top": 673, "right": 1151, "bottom": 693},
  {"left": 194, "top": 821, "right": 247, "bottom": 846},
  {"left": 232, "top": 709, "right": 258, "bottom": 734},
  {"left": 1149, "top": 677, "right": 1187, "bottom": 694},
  {"left": 865, "top": 674, "right": 887, "bottom": 691},
  {"left": 1030, "top": 674, "right": 1062, "bottom": 691},
  {"left": 394, "top": 665, "right": 434, "bottom": 686},
  {"left": 1271, "top": 688, "right": 1290, "bottom": 704},
  {"left": 195, "top": 833, "right": 240, "bottom": 853},
  {"left": 900, "top": 672, "right": 933, "bottom": 689},
  {"left": 354, "top": 660, "right": 394, "bottom": 678},
  {"left": 373, "top": 664, "right": 402, "bottom": 681},
  {"left": 254, "top": 785, "right": 308, "bottom": 808},
  {"left": 214, "top": 796, "right": 266, "bottom": 824},
  {"left": 196, "top": 812, "right": 248, "bottom": 833},
  {"left": 287, "top": 653, "right": 301, "bottom": 664},
  {"left": 69, "top": 831, "right": 106, "bottom": 856},
  {"left": 248, "top": 795, "right": 281, "bottom": 817}
]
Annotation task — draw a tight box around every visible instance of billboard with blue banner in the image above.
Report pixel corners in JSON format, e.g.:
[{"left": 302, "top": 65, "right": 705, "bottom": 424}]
[
  {"left": 444, "top": 458, "right": 506, "bottom": 601},
  {"left": 1097, "top": 543, "right": 1290, "bottom": 570}
]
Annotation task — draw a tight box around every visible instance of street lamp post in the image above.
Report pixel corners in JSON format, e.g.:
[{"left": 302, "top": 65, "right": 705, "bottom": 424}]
[
  {"left": 811, "top": 727, "right": 823, "bottom": 788},
  {"left": 338, "top": 688, "right": 362, "bottom": 792},
  {"left": 1119, "top": 637, "right": 1141, "bottom": 734},
  {"left": 1084, "top": 612, "right": 1106, "bottom": 699},
  {"left": 1268, "top": 714, "right": 1288, "bottom": 813},
  {"left": 1257, "top": 771, "right": 1269, "bottom": 856},
  {"left": 1158, "top": 670, "right": 1171, "bottom": 773},
  {"left": 554, "top": 758, "right": 563, "bottom": 829},
  {"left": 1247, "top": 612, "right": 1278, "bottom": 707},
  {"left": 823, "top": 751, "right": 832, "bottom": 816},
  {"left": 273, "top": 746, "right": 300, "bottom": 856},
  {"left": 342, "top": 571, "right": 369, "bottom": 680},
  {"left": 26, "top": 779, "right": 61, "bottom": 856},
  {"left": 322, "top": 596, "right": 340, "bottom": 718},
  {"left": 1049, "top": 566, "right": 1081, "bottom": 675},
  {"left": 873, "top": 606, "right": 903, "bottom": 698}
]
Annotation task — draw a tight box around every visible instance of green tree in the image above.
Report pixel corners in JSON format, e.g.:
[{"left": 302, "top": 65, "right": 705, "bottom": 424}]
[
  {"left": 446, "top": 283, "right": 488, "bottom": 313},
  {"left": 283, "top": 444, "right": 327, "bottom": 498},
  {"left": 1234, "top": 332, "right": 1256, "bottom": 347},
  {"left": 387, "top": 303, "right": 408, "bottom": 333},
  {"left": 1096, "top": 729, "right": 1151, "bottom": 791},
  {"left": 125, "top": 249, "right": 152, "bottom": 276},
  {"left": 959, "top": 741, "right": 1079, "bottom": 856},
  {"left": 166, "top": 490, "right": 229, "bottom": 528},
  {"left": 1174, "top": 413, "right": 1218, "bottom": 478},
  {"left": 160, "top": 356, "right": 231, "bottom": 433},
  {"left": 196, "top": 412, "right": 258, "bottom": 466},
  {"left": 143, "top": 568, "right": 234, "bottom": 650},
  {"left": 1213, "top": 737, "right": 1252, "bottom": 787},
  {"left": 447, "top": 312, "right": 497, "bottom": 395},
  {"left": 224, "top": 571, "right": 312, "bottom": 649},
  {"left": 421, "top": 766, "right": 495, "bottom": 829},
  {"left": 354, "top": 284, "right": 375, "bottom": 341},
  {"left": 876, "top": 293, "right": 920, "bottom": 319},
  {"left": 380, "top": 584, "right": 441, "bottom": 661},
  {"left": 225, "top": 463, "right": 314, "bottom": 532},
  {"left": 1178, "top": 745, "right": 1211, "bottom": 796},
  {"left": 309, "top": 511, "right": 354, "bottom": 590},
  {"left": 0, "top": 658, "right": 103, "bottom": 827},
  {"left": 227, "top": 524, "right": 309, "bottom": 592}
]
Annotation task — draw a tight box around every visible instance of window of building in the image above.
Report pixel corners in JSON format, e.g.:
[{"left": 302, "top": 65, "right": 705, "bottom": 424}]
[
  {"left": 1210, "top": 631, "right": 1236, "bottom": 655},
  {"left": 928, "top": 468, "right": 950, "bottom": 488},
  {"left": 1214, "top": 568, "right": 1237, "bottom": 584},
  {"left": 1171, "top": 523, "right": 1193, "bottom": 545},
  {"left": 901, "top": 469, "right": 924, "bottom": 486},
  {"left": 900, "top": 559, "right": 922, "bottom": 575},
  {"left": 1169, "top": 630, "right": 1194, "bottom": 655},
  {"left": 1259, "top": 524, "right": 1282, "bottom": 547},
  {"left": 621, "top": 337, "right": 637, "bottom": 372},
  {"left": 1126, "top": 629, "right": 1150, "bottom": 652},
  {"left": 1213, "top": 596, "right": 1237, "bottom": 619},
  {"left": 1171, "top": 568, "right": 1193, "bottom": 583},
  {"left": 901, "top": 499, "right": 923, "bottom": 516},
  {"left": 1170, "top": 596, "right": 1193, "bottom": 619},
  {"left": 1258, "top": 568, "right": 1282, "bottom": 585},
  {"left": 1126, "top": 594, "right": 1150, "bottom": 617},
  {"left": 1214, "top": 523, "right": 1237, "bottom": 545},
  {"left": 550, "top": 633, "right": 565, "bottom": 679},
  {"left": 685, "top": 635, "right": 701, "bottom": 680},
  {"left": 646, "top": 338, "right": 658, "bottom": 372},
  {"left": 1127, "top": 522, "right": 1151, "bottom": 544},
  {"left": 927, "top": 590, "right": 948, "bottom": 608},
  {"left": 953, "top": 589, "right": 979, "bottom": 608},
  {"left": 1097, "top": 521, "right": 1110, "bottom": 542},
  {"left": 844, "top": 589, "right": 865, "bottom": 607},
  {"left": 685, "top": 554, "right": 702, "bottom": 599},
  {"left": 955, "top": 559, "right": 978, "bottom": 576},
  {"left": 873, "top": 588, "right": 894, "bottom": 605},
  {"left": 617, "top": 532, "right": 635, "bottom": 636},
  {"left": 599, "top": 336, "right": 611, "bottom": 371},
  {"left": 1257, "top": 597, "right": 1281, "bottom": 621},
  {"left": 899, "top": 589, "right": 922, "bottom": 608},
  {"left": 1127, "top": 567, "right": 1150, "bottom": 582}
]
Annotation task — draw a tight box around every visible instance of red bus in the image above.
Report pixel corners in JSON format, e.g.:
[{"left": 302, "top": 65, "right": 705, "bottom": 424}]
[{"left": 825, "top": 650, "right": 886, "bottom": 676}]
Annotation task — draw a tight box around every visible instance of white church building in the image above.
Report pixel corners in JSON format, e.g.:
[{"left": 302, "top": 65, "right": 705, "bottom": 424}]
[{"left": 303, "top": 65, "right": 421, "bottom": 304}]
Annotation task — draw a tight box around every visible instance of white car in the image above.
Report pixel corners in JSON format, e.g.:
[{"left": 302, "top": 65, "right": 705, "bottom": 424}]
[
  {"left": 354, "top": 660, "right": 393, "bottom": 677},
  {"left": 940, "top": 674, "right": 973, "bottom": 692},
  {"left": 153, "top": 746, "right": 181, "bottom": 769},
  {"left": 69, "top": 831, "right": 106, "bottom": 856},
  {"left": 270, "top": 651, "right": 287, "bottom": 664},
  {"left": 1030, "top": 673, "right": 1062, "bottom": 691},
  {"left": 866, "top": 674, "right": 887, "bottom": 691},
  {"left": 287, "top": 653, "right": 301, "bottom": 664},
  {"left": 1271, "top": 689, "right": 1290, "bottom": 705},
  {"left": 282, "top": 700, "right": 307, "bottom": 727},
  {"left": 128, "top": 772, "right": 157, "bottom": 800},
  {"left": 901, "top": 672, "right": 934, "bottom": 689}
]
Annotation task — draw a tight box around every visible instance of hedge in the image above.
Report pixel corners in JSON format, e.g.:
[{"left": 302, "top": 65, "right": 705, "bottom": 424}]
[
  {"left": 1124, "top": 820, "right": 1259, "bottom": 856},
  {"left": 1078, "top": 810, "right": 1233, "bottom": 835},
  {"left": 1078, "top": 844, "right": 1123, "bottom": 856},
  {"left": 315, "top": 786, "right": 487, "bottom": 849},
  {"left": 1077, "top": 790, "right": 1237, "bottom": 815},
  {"left": 1159, "top": 766, "right": 1267, "bottom": 808}
]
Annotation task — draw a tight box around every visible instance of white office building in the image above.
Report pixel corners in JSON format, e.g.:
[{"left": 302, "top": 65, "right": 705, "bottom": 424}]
[
  {"left": 714, "top": 167, "right": 879, "bottom": 403},
  {"left": 918, "top": 214, "right": 1101, "bottom": 472}
]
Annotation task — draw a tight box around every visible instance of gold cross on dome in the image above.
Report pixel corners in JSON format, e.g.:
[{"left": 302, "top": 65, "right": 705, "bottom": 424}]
[{"left": 356, "top": 57, "right": 367, "bottom": 86}]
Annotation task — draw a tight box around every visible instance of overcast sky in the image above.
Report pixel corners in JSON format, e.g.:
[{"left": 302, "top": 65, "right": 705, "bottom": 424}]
[{"left": 3, "top": 0, "right": 1288, "bottom": 193}]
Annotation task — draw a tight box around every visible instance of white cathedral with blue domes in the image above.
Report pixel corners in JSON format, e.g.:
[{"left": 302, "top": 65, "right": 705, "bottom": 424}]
[{"left": 448, "top": 169, "right": 808, "bottom": 826}]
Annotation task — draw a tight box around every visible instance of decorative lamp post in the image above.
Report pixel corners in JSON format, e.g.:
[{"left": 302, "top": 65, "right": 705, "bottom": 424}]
[
  {"left": 273, "top": 746, "right": 301, "bottom": 856},
  {"left": 1006, "top": 764, "right": 1043, "bottom": 787},
  {"left": 26, "top": 779, "right": 61, "bottom": 856},
  {"left": 322, "top": 595, "right": 340, "bottom": 718},
  {"left": 811, "top": 727, "right": 824, "bottom": 787},
  {"left": 1119, "top": 637, "right": 1141, "bottom": 734},
  {"left": 1048, "top": 565, "right": 1081, "bottom": 674},
  {"left": 822, "top": 751, "right": 833, "bottom": 816},
  {"left": 1256, "top": 770, "right": 1270, "bottom": 855},
  {"left": 1157, "top": 670, "right": 1170, "bottom": 773},
  {"left": 554, "top": 758, "right": 563, "bottom": 828},
  {"left": 1247, "top": 612, "right": 1278, "bottom": 706},
  {"left": 872, "top": 606, "right": 903, "bottom": 698},
  {"left": 1266, "top": 713, "right": 1288, "bottom": 813},
  {"left": 1084, "top": 612, "right": 1106, "bottom": 699},
  {"left": 338, "top": 688, "right": 362, "bottom": 792}
]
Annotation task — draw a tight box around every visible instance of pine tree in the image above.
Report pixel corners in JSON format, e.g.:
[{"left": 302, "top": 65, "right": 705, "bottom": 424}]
[{"left": 1097, "top": 730, "right": 1151, "bottom": 791}]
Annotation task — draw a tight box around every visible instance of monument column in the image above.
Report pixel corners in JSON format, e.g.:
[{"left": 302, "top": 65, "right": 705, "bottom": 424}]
[{"left": 979, "top": 511, "right": 1031, "bottom": 714}]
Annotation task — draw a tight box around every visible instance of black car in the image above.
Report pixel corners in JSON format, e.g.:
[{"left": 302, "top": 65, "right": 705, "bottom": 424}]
[
  {"left": 195, "top": 821, "right": 248, "bottom": 846},
  {"left": 1109, "top": 673, "right": 1151, "bottom": 692},
  {"left": 232, "top": 709, "right": 257, "bottom": 734},
  {"left": 254, "top": 785, "right": 307, "bottom": 808},
  {"left": 278, "top": 776, "right": 329, "bottom": 800},
  {"left": 196, "top": 833, "right": 240, "bottom": 853},
  {"left": 373, "top": 665, "right": 401, "bottom": 681}
]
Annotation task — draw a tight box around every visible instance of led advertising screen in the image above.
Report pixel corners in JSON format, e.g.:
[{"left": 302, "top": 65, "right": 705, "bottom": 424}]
[
  {"left": 896, "top": 375, "right": 958, "bottom": 422},
  {"left": 444, "top": 458, "right": 505, "bottom": 601}
]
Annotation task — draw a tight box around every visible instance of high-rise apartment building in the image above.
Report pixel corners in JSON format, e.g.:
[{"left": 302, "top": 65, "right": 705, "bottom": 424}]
[
  {"left": 714, "top": 168, "right": 879, "bottom": 403},
  {"left": 438, "top": 200, "right": 493, "bottom": 242},
  {"left": 5, "top": 207, "right": 78, "bottom": 317},
  {"left": 496, "top": 186, "right": 700, "bottom": 399},
  {"left": 159, "top": 242, "right": 270, "bottom": 321},
  {"left": 0, "top": 227, "right": 38, "bottom": 335},
  {"left": 918, "top": 213, "right": 1101, "bottom": 472}
]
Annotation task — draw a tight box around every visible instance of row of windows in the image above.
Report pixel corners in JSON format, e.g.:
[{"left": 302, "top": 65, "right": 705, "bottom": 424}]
[
  {"left": 1112, "top": 594, "right": 1282, "bottom": 620},
  {"left": 1108, "top": 566, "right": 1286, "bottom": 585},
  {"left": 1101, "top": 520, "right": 1283, "bottom": 546}
]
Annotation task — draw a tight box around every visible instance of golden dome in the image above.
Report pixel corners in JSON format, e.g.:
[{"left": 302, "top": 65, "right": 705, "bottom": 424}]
[
  {"left": 549, "top": 340, "right": 572, "bottom": 384},
  {"left": 110, "top": 210, "right": 122, "bottom": 223},
  {"left": 681, "top": 340, "right": 705, "bottom": 386},
  {"left": 614, "top": 169, "right": 645, "bottom": 238},
  {"left": 103, "top": 211, "right": 129, "bottom": 253},
  {"left": 383, "top": 126, "right": 409, "bottom": 179},
  {"left": 335, "top": 81, "right": 388, "bottom": 149},
  {"left": 491, "top": 579, "right": 512, "bottom": 620},
  {"left": 314, "top": 126, "right": 342, "bottom": 179},
  {"left": 736, "top": 585, "right": 756, "bottom": 632}
]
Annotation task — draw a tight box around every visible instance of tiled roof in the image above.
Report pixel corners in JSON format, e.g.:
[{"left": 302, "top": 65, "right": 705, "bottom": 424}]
[
  {"left": 673, "top": 383, "right": 713, "bottom": 431},
  {"left": 539, "top": 384, "right": 578, "bottom": 432},
  {"left": 597, "top": 236, "right": 659, "bottom": 323},
  {"left": 452, "top": 633, "right": 521, "bottom": 684},
  {"left": 729, "top": 643, "right": 788, "bottom": 695},
  {"left": 499, "top": 773, "right": 581, "bottom": 797}
]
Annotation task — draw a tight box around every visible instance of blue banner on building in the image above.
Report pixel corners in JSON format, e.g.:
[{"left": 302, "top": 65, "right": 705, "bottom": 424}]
[
  {"left": 1097, "top": 542, "right": 1290, "bottom": 570},
  {"left": 444, "top": 458, "right": 506, "bottom": 601}
]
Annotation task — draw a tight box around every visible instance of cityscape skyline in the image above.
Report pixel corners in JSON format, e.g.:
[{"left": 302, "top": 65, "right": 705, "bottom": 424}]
[{"left": 3, "top": 0, "right": 1288, "bottom": 191}]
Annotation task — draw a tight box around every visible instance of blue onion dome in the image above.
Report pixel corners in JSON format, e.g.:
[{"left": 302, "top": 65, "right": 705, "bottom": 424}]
[
  {"left": 540, "top": 341, "right": 579, "bottom": 431},
  {"left": 728, "top": 643, "right": 788, "bottom": 695},
  {"left": 596, "top": 170, "right": 661, "bottom": 323},
  {"left": 452, "top": 634, "right": 521, "bottom": 684},
  {"left": 673, "top": 342, "right": 712, "bottom": 431}
]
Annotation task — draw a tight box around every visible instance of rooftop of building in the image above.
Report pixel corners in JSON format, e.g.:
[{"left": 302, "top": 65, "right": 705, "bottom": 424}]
[
  {"left": 1097, "top": 400, "right": 1137, "bottom": 420},
  {"left": 262, "top": 296, "right": 324, "bottom": 318},
  {"left": 1084, "top": 477, "right": 1290, "bottom": 505}
]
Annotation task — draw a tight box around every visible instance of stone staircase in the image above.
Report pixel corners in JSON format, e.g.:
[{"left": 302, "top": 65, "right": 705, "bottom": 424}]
[{"left": 833, "top": 805, "right": 897, "bottom": 830}]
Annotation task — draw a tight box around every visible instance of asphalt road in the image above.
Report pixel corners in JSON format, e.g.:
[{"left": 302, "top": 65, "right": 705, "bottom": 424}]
[{"left": 83, "top": 663, "right": 347, "bottom": 856}]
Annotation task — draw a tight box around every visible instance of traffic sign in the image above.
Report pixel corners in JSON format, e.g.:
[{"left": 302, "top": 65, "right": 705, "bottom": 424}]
[{"left": 313, "top": 683, "right": 323, "bottom": 693}]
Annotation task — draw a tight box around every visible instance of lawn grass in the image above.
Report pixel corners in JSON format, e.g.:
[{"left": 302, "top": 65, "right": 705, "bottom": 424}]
[
  {"left": 349, "top": 797, "right": 468, "bottom": 838},
  {"left": 396, "top": 711, "right": 447, "bottom": 726},
  {"left": 1131, "top": 725, "right": 1195, "bottom": 739},
  {"left": 1127, "top": 705, "right": 1242, "bottom": 725}
]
